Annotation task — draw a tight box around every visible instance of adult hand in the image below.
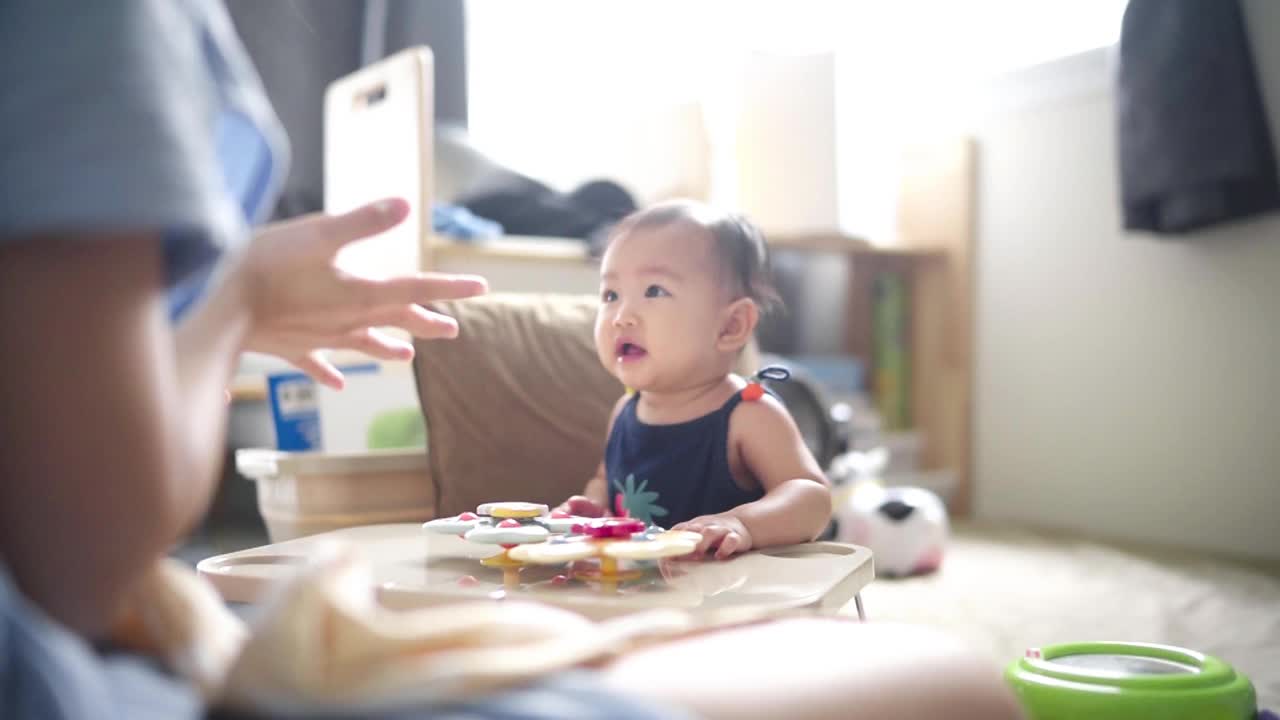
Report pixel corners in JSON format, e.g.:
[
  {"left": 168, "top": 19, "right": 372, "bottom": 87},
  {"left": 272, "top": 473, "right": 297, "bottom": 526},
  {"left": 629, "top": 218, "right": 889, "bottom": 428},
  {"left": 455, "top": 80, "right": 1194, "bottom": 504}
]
[{"left": 242, "top": 198, "right": 487, "bottom": 388}]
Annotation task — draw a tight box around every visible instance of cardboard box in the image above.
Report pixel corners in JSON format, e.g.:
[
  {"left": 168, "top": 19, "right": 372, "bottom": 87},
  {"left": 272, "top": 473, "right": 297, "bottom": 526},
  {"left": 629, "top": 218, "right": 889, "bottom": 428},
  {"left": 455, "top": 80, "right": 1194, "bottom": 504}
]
[{"left": 266, "top": 362, "right": 424, "bottom": 453}]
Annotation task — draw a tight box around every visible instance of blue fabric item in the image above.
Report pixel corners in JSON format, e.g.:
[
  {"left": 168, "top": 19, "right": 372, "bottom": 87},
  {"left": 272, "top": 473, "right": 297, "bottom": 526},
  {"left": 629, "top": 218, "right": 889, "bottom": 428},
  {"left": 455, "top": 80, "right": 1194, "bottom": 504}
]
[
  {"left": 606, "top": 391, "right": 765, "bottom": 526},
  {"left": 169, "top": 108, "right": 280, "bottom": 319},
  {"left": 433, "top": 203, "right": 504, "bottom": 242},
  {"left": 0, "top": 563, "right": 203, "bottom": 719},
  {"left": 0, "top": 0, "right": 289, "bottom": 320}
]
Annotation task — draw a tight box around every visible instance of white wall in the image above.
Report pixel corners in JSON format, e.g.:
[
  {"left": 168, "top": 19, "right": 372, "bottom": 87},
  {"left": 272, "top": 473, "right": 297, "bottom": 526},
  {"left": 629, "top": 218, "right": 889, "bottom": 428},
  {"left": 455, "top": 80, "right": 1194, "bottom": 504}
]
[{"left": 970, "top": 4, "right": 1280, "bottom": 561}]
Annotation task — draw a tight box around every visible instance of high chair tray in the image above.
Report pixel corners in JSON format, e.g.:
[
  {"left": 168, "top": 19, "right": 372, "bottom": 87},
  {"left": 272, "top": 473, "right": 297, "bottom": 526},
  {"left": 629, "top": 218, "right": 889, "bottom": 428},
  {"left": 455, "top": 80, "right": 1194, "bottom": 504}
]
[{"left": 197, "top": 523, "right": 874, "bottom": 620}]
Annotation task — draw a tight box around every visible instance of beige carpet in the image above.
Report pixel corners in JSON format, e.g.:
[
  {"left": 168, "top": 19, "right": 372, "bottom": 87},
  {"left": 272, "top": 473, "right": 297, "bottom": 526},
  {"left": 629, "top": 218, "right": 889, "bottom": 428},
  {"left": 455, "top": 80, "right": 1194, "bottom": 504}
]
[{"left": 850, "top": 523, "right": 1280, "bottom": 709}]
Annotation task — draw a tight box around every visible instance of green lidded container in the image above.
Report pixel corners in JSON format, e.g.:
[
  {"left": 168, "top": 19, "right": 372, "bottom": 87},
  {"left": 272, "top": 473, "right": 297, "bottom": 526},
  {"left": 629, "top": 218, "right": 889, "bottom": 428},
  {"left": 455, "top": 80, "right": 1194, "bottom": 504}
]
[{"left": 1006, "top": 641, "right": 1256, "bottom": 720}]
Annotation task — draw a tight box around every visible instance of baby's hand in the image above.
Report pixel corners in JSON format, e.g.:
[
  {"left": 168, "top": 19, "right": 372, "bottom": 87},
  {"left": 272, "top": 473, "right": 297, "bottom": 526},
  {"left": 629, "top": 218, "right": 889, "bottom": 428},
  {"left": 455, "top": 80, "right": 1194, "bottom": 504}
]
[
  {"left": 672, "top": 514, "right": 754, "bottom": 560},
  {"left": 555, "top": 495, "right": 606, "bottom": 518}
]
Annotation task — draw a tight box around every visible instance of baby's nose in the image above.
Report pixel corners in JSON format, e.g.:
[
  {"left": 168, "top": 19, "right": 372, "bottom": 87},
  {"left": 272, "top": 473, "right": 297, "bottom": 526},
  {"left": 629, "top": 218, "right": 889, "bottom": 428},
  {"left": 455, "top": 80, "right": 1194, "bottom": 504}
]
[{"left": 612, "top": 305, "right": 638, "bottom": 327}]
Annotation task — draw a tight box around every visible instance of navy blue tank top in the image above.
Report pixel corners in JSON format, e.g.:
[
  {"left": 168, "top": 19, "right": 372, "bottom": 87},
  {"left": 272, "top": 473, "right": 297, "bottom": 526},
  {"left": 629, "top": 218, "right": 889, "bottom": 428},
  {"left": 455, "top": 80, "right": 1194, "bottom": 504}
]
[{"left": 605, "top": 391, "right": 764, "bottom": 527}]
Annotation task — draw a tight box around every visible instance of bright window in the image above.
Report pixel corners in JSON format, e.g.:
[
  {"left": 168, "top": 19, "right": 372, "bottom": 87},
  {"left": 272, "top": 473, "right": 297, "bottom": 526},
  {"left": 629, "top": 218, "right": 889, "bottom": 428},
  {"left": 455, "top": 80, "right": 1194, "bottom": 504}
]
[{"left": 467, "top": 0, "right": 1128, "bottom": 234}]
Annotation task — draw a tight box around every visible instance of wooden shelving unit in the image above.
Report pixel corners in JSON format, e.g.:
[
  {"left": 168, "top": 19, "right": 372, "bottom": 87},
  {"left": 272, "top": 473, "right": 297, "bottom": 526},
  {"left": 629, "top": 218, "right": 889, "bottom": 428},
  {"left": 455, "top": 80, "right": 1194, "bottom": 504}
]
[
  {"left": 765, "top": 139, "right": 975, "bottom": 515},
  {"left": 894, "top": 138, "right": 976, "bottom": 515}
]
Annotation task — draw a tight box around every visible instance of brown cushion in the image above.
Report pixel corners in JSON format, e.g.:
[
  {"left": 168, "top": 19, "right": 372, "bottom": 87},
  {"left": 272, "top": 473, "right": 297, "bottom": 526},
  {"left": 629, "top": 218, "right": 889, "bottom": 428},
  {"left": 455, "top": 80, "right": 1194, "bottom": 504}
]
[
  {"left": 413, "top": 293, "right": 761, "bottom": 518},
  {"left": 414, "top": 294, "right": 621, "bottom": 517}
]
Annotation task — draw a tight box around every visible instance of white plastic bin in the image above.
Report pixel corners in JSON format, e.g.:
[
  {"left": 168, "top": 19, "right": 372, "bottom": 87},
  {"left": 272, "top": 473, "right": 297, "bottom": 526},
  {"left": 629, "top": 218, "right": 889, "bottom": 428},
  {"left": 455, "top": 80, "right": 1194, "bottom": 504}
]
[{"left": 236, "top": 448, "right": 434, "bottom": 542}]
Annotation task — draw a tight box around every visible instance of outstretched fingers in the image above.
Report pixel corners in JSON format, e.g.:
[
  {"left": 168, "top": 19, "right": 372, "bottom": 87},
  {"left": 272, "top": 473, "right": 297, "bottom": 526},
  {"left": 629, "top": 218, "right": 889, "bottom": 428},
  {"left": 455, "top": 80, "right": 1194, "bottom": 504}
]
[
  {"left": 292, "top": 350, "right": 344, "bottom": 390},
  {"left": 322, "top": 198, "right": 411, "bottom": 249},
  {"left": 353, "top": 273, "right": 488, "bottom": 311},
  {"left": 337, "top": 328, "right": 415, "bottom": 361},
  {"left": 355, "top": 303, "right": 463, "bottom": 340}
]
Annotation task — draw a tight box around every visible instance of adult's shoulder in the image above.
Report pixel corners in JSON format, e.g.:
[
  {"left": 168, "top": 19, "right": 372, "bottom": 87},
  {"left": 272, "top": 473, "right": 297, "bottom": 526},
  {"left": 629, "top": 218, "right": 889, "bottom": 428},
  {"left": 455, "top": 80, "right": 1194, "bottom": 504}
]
[{"left": 0, "top": 0, "right": 287, "bottom": 297}]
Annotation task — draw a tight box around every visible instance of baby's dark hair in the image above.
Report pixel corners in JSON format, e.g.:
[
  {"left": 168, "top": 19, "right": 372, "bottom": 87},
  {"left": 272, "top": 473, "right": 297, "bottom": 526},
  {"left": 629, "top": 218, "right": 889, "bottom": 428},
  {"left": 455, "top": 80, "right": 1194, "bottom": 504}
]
[{"left": 607, "top": 200, "right": 783, "bottom": 314}]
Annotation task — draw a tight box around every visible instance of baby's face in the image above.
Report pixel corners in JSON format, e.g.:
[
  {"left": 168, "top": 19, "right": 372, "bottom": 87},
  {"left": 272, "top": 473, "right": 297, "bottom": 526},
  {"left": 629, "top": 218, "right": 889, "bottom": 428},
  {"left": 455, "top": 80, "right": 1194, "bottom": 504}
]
[{"left": 594, "top": 226, "right": 729, "bottom": 393}]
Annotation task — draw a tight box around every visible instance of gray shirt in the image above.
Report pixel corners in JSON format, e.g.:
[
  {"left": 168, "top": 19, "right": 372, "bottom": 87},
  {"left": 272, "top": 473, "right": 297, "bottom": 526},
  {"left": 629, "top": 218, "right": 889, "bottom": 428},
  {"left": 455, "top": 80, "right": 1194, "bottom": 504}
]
[{"left": 0, "top": 0, "right": 289, "bottom": 315}]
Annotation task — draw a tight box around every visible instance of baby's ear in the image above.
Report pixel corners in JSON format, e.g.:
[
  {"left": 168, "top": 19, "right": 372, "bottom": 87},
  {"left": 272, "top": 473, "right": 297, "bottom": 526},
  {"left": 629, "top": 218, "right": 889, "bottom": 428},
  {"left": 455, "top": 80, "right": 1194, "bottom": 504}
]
[{"left": 716, "top": 297, "right": 759, "bottom": 352}]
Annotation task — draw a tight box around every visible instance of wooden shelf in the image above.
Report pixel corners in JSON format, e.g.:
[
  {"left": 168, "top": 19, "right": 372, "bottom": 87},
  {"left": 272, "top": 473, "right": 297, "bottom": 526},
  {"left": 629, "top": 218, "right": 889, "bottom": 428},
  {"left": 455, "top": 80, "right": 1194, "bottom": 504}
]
[
  {"left": 769, "top": 232, "right": 939, "bottom": 260},
  {"left": 757, "top": 142, "right": 976, "bottom": 516},
  {"left": 229, "top": 377, "right": 268, "bottom": 403},
  {"left": 425, "top": 235, "right": 596, "bottom": 264},
  {"left": 424, "top": 232, "right": 946, "bottom": 265}
]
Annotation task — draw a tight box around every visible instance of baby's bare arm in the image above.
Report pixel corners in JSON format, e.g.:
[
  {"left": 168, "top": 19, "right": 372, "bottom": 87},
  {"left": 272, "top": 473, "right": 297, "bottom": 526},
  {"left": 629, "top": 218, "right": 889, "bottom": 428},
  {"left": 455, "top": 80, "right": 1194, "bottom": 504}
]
[
  {"left": 556, "top": 461, "right": 608, "bottom": 518},
  {"left": 727, "top": 395, "right": 832, "bottom": 547},
  {"left": 580, "top": 462, "right": 609, "bottom": 506}
]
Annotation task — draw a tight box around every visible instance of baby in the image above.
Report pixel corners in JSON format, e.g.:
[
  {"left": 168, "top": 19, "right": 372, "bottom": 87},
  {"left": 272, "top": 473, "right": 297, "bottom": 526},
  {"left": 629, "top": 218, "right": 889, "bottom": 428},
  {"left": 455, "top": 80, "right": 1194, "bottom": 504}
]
[{"left": 557, "top": 200, "right": 831, "bottom": 559}]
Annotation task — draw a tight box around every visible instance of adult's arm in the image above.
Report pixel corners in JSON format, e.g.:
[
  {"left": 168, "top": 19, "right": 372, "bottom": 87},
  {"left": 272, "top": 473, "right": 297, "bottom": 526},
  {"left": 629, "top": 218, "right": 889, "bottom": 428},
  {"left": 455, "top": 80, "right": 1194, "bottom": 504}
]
[{"left": 0, "top": 233, "right": 241, "bottom": 637}]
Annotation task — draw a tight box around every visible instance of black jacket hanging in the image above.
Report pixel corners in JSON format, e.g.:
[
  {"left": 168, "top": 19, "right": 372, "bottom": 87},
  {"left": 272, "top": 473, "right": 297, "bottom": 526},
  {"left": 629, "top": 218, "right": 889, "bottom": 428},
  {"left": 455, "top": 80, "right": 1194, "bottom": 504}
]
[{"left": 1117, "top": 0, "right": 1280, "bottom": 234}]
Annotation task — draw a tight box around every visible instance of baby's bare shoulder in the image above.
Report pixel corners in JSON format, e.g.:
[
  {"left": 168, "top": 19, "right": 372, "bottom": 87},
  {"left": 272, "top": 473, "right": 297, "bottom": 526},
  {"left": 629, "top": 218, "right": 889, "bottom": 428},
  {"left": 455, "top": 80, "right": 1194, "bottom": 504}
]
[{"left": 729, "top": 391, "right": 796, "bottom": 434}]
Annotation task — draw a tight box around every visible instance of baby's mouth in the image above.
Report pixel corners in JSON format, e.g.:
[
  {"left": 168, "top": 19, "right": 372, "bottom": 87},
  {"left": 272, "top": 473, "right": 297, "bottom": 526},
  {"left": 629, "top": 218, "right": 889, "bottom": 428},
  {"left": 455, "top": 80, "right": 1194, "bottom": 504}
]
[{"left": 616, "top": 340, "right": 648, "bottom": 360}]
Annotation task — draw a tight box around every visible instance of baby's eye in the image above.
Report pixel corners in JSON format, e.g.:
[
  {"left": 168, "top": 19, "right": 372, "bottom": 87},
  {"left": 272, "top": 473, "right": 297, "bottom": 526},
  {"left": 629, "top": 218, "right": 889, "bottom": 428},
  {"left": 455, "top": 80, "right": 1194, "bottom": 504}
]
[
  {"left": 644, "top": 285, "right": 670, "bottom": 298},
  {"left": 601, "top": 289, "right": 618, "bottom": 303}
]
